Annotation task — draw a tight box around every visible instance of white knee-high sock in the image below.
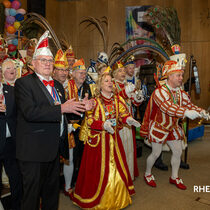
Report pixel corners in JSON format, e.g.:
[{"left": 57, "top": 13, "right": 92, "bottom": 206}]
[
  {"left": 167, "top": 140, "right": 182, "bottom": 179},
  {"left": 63, "top": 148, "right": 74, "bottom": 191},
  {"left": 145, "top": 142, "right": 162, "bottom": 176}
]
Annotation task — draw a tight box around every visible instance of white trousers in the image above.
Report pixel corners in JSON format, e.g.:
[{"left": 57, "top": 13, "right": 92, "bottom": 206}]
[
  {"left": 145, "top": 140, "right": 182, "bottom": 179},
  {"left": 63, "top": 148, "right": 74, "bottom": 191},
  {"left": 119, "top": 126, "right": 134, "bottom": 180}
]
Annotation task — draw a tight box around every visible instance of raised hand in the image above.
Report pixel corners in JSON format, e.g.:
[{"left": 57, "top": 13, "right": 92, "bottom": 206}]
[
  {"left": 61, "top": 98, "right": 86, "bottom": 115},
  {"left": 83, "top": 94, "right": 94, "bottom": 111},
  {"left": 131, "top": 90, "right": 144, "bottom": 103},
  {"left": 125, "top": 83, "right": 136, "bottom": 98}
]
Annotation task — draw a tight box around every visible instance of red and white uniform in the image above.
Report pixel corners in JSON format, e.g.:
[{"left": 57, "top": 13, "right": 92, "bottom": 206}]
[
  {"left": 141, "top": 83, "right": 202, "bottom": 144},
  {"left": 114, "top": 80, "right": 141, "bottom": 107}
]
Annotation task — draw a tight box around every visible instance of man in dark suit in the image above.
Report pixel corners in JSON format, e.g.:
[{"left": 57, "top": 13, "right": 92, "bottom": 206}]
[
  {"left": 15, "top": 31, "right": 88, "bottom": 210},
  {"left": 0, "top": 82, "right": 22, "bottom": 210}
]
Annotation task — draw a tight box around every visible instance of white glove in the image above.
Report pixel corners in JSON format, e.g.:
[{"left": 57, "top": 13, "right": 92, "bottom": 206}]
[
  {"left": 131, "top": 90, "right": 144, "bottom": 103},
  {"left": 126, "top": 117, "right": 141, "bottom": 127},
  {"left": 184, "top": 110, "right": 202, "bottom": 120},
  {"left": 125, "top": 83, "right": 135, "bottom": 98},
  {"left": 104, "top": 121, "right": 115, "bottom": 134},
  {"left": 200, "top": 110, "right": 210, "bottom": 120},
  {"left": 68, "top": 124, "right": 75, "bottom": 133}
]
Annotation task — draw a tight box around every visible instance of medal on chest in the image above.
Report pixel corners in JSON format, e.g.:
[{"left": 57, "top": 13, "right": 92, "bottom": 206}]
[
  {"left": 172, "top": 90, "right": 180, "bottom": 105},
  {"left": 106, "top": 104, "right": 113, "bottom": 114},
  {"left": 54, "top": 100, "right": 59, "bottom": 105},
  {"left": 102, "top": 97, "right": 117, "bottom": 126}
]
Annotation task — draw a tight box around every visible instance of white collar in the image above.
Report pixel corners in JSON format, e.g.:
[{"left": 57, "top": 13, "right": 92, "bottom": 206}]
[
  {"left": 101, "top": 91, "right": 113, "bottom": 99},
  {"left": 4, "top": 79, "right": 16, "bottom": 86},
  {"left": 166, "top": 81, "right": 180, "bottom": 92},
  {"left": 126, "top": 75, "right": 134, "bottom": 80},
  {"left": 63, "top": 79, "right": 68, "bottom": 88},
  {"left": 36, "top": 72, "right": 53, "bottom": 81},
  {"left": 115, "top": 79, "right": 125, "bottom": 84}
]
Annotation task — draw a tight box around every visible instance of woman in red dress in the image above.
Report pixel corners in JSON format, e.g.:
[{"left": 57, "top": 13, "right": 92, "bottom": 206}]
[{"left": 71, "top": 72, "right": 140, "bottom": 209}]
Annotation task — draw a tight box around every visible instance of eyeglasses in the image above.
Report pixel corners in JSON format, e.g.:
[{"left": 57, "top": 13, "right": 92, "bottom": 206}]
[
  {"left": 76, "top": 72, "right": 87, "bottom": 76},
  {"left": 36, "top": 58, "right": 54, "bottom": 65},
  {"left": 55, "top": 68, "right": 69, "bottom": 72}
]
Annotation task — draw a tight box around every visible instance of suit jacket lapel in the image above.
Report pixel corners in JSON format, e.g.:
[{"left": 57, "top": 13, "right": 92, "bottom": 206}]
[{"left": 32, "top": 73, "right": 55, "bottom": 106}]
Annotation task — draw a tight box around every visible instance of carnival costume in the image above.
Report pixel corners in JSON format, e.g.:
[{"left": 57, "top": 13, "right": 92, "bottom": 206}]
[
  {"left": 72, "top": 93, "right": 135, "bottom": 209},
  {"left": 68, "top": 59, "right": 93, "bottom": 189},
  {"left": 125, "top": 55, "right": 138, "bottom": 86},
  {"left": 65, "top": 45, "right": 75, "bottom": 77},
  {"left": 140, "top": 55, "right": 209, "bottom": 190},
  {"left": 113, "top": 61, "right": 143, "bottom": 180}
]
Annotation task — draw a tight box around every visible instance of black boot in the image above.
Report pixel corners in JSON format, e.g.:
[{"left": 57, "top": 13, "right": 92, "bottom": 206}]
[
  {"left": 154, "top": 153, "right": 168, "bottom": 171},
  {"left": 180, "top": 160, "right": 190, "bottom": 169}
]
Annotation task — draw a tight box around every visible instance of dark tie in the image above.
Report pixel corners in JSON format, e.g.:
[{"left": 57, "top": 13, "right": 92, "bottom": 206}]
[{"left": 43, "top": 80, "right": 54, "bottom": 87}]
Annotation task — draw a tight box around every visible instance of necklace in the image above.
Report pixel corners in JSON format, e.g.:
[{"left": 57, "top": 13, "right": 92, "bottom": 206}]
[
  {"left": 100, "top": 94, "right": 117, "bottom": 126},
  {"left": 116, "top": 82, "right": 122, "bottom": 92},
  {"left": 164, "top": 84, "right": 180, "bottom": 105},
  {"left": 102, "top": 96, "right": 115, "bottom": 115}
]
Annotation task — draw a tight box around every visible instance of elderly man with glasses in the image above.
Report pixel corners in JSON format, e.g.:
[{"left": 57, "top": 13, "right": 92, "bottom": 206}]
[
  {"left": 67, "top": 58, "right": 93, "bottom": 190},
  {"left": 14, "top": 31, "right": 92, "bottom": 210}
]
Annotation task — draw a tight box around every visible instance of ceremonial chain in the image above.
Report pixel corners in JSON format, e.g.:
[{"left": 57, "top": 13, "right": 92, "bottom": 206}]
[
  {"left": 101, "top": 95, "right": 117, "bottom": 126},
  {"left": 164, "top": 84, "right": 180, "bottom": 105}
]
